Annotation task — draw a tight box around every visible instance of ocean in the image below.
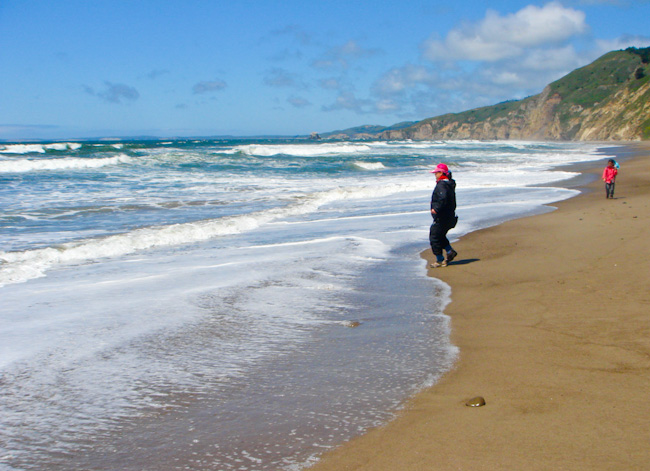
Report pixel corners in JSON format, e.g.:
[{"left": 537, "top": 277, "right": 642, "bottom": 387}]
[{"left": 0, "top": 139, "right": 613, "bottom": 470}]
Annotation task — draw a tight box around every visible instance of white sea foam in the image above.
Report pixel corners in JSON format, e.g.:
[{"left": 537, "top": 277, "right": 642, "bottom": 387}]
[
  {"left": 0, "top": 142, "right": 82, "bottom": 154},
  {"left": 0, "top": 154, "right": 131, "bottom": 173},
  {"left": 352, "top": 161, "right": 386, "bottom": 170}
]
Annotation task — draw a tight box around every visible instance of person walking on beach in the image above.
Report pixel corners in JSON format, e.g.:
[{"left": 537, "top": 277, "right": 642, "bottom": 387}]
[
  {"left": 602, "top": 159, "right": 618, "bottom": 199},
  {"left": 429, "top": 163, "right": 458, "bottom": 268}
]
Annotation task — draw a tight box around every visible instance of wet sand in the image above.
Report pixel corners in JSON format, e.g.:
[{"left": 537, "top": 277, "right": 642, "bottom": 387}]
[{"left": 309, "top": 143, "right": 650, "bottom": 470}]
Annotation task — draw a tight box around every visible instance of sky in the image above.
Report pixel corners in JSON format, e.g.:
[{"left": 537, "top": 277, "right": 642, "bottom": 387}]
[{"left": 1, "top": 0, "right": 649, "bottom": 141}]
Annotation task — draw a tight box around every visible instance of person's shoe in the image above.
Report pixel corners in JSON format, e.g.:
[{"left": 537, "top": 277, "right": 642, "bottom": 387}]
[
  {"left": 430, "top": 260, "right": 447, "bottom": 268},
  {"left": 446, "top": 249, "right": 458, "bottom": 264}
]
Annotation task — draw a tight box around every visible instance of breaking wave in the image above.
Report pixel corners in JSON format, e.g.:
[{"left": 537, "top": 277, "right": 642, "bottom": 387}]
[
  {"left": 0, "top": 154, "right": 132, "bottom": 173},
  {"left": 352, "top": 161, "right": 386, "bottom": 170},
  {"left": 0, "top": 142, "right": 82, "bottom": 154}
]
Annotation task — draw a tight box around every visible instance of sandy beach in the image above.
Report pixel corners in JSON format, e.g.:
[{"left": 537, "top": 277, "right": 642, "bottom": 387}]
[{"left": 309, "top": 143, "right": 650, "bottom": 471}]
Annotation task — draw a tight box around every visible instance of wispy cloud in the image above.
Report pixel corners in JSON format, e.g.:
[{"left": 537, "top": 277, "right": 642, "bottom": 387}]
[
  {"left": 84, "top": 82, "right": 140, "bottom": 104},
  {"left": 192, "top": 79, "right": 227, "bottom": 94}
]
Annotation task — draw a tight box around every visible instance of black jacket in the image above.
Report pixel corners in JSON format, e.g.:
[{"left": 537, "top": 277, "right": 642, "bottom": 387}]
[{"left": 430, "top": 178, "right": 456, "bottom": 221}]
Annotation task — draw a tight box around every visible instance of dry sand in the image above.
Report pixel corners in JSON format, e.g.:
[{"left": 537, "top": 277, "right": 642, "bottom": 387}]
[{"left": 309, "top": 144, "right": 650, "bottom": 471}]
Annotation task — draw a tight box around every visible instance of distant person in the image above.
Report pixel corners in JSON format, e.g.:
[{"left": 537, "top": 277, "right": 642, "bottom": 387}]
[
  {"left": 429, "top": 163, "right": 458, "bottom": 268},
  {"left": 602, "top": 159, "right": 618, "bottom": 199}
]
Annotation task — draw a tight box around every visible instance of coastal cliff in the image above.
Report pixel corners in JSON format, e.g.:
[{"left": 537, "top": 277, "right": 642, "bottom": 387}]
[{"left": 329, "top": 47, "right": 650, "bottom": 142}]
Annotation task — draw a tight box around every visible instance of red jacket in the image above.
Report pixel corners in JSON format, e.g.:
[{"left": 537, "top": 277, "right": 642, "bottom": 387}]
[{"left": 603, "top": 166, "right": 617, "bottom": 183}]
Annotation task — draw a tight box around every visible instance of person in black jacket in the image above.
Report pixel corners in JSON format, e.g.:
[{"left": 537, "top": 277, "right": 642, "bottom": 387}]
[{"left": 429, "top": 163, "right": 458, "bottom": 268}]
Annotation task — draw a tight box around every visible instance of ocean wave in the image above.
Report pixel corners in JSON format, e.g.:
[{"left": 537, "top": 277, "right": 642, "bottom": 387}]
[
  {"left": 352, "top": 161, "right": 386, "bottom": 170},
  {"left": 0, "top": 142, "right": 82, "bottom": 154},
  {"left": 226, "top": 142, "right": 373, "bottom": 157},
  {"left": 0, "top": 179, "right": 431, "bottom": 287},
  {"left": 0, "top": 154, "right": 132, "bottom": 173}
]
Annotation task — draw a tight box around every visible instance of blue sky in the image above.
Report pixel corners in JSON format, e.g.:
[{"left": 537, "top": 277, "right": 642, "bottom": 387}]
[{"left": 1, "top": 0, "right": 649, "bottom": 140}]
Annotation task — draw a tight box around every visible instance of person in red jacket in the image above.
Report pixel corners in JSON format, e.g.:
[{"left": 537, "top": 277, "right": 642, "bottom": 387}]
[{"left": 602, "top": 159, "right": 618, "bottom": 199}]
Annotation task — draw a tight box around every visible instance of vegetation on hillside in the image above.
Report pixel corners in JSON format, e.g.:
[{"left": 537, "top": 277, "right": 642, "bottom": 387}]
[{"left": 551, "top": 47, "right": 649, "bottom": 108}]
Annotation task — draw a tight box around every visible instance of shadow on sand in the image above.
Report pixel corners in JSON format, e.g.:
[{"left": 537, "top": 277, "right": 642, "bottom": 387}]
[{"left": 448, "top": 258, "right": 480, "bottom": 266}]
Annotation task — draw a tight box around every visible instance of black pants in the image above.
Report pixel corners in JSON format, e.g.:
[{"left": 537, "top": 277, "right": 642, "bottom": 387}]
[
  {"left": 606, "top": 182, "right": 615, "bottom": 198},
  {"left": 429, "top": 218, "right": 454, "bottom": 257}
]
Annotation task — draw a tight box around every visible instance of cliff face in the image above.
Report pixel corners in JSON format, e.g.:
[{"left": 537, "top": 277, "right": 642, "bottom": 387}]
[{"left": 380, "top": 48, "right": 650, "bottom": 141}]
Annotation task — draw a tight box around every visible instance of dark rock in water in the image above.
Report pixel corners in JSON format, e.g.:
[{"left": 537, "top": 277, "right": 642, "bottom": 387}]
[
  {"left": 465, "top": 396, "right": 486, "bottom": 407},
  {"left": 343, "top": 320, "right": 361, "bottom": 328},
  {"left": 309, "top": 132, "right": 321, "bottom": 140}
]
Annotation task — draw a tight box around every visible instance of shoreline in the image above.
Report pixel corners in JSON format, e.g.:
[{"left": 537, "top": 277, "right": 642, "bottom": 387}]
[{"left": 309, "top": 142, "right": 650, "bottom": 470}]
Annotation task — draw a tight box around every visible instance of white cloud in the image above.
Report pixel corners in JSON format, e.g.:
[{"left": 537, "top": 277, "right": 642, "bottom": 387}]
[{"left": 422, "top": 2, "right": 588, "bottom": 62}]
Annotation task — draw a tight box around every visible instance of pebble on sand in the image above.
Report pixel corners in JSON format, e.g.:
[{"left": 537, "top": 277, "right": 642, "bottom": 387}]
[{"left": 465, "top": 396, "right": 486, "bottom": 407}]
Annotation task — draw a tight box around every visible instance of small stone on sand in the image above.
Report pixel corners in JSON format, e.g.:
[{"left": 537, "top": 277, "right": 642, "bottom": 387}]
[{"left": 465, "top": 396, "right": 486, "bottom": 407}]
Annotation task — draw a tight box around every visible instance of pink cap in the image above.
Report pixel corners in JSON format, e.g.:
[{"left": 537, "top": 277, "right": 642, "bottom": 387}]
[{"left": 430, "top": 163, "right": 449, "bottom": 174}]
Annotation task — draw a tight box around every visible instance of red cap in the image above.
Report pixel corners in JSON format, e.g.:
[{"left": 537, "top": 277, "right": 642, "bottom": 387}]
[{"left": 430, "top": 163, "right": 449, "bottom": 174}]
